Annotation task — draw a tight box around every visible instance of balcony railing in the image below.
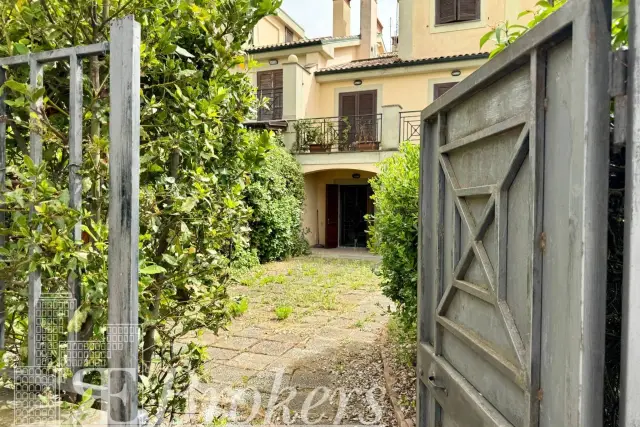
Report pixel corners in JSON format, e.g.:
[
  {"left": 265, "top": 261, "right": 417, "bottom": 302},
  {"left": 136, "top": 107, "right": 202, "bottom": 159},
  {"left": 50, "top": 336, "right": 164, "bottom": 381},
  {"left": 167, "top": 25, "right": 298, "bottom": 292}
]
[
  {"left": 292, "top": 114, "right": 382, "bottom": 153},
  {"left": 400, "top": 110, "right": 422, "bottom": 143},
  {"left": 257, "top": 88, "right": 283, "bottom": 121}
]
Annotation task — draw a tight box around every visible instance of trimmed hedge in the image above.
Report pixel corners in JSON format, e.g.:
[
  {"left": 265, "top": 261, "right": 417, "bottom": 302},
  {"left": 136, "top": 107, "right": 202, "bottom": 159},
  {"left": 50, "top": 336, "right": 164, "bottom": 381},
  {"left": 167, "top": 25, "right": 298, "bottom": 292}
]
[{"left": 368, "top": 142, "right": 420, "bottom": 329}]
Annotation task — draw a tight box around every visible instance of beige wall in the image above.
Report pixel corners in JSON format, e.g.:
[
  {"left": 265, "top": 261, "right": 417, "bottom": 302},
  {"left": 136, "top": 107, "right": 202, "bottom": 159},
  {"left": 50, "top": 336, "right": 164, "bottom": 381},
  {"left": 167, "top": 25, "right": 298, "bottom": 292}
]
[
  {"left": 398, "top": 0, "right": 539, "bottom": 59},
  {"left": 252, "top": 12, "right": 304, "bottom": 47},
  {"left": 313, "top": 65, "right": 479, "bottom": 117},
  {"left": 303, "top": 169, "right": 377, "bottom": 247}
]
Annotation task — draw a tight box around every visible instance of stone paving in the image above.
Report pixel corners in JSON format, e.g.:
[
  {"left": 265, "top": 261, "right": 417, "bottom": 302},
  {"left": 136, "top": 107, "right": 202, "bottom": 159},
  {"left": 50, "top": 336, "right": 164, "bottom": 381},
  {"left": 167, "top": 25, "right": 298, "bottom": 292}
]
[{"left": 188, "top": 256, "right": 395, "bottom": 425}]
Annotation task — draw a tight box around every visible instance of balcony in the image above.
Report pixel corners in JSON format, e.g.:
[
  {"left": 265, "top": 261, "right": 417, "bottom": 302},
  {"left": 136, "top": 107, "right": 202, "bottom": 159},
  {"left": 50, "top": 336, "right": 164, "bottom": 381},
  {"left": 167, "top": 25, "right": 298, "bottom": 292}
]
[
  {"left": 400, "top": 111, "right": 422, "bottom": 143},
  {"left": 257, "top": 88, "right": 283, "bottom": 121},
  {"left": 292, "top": 114, "right": 382, "bottom": 153}
]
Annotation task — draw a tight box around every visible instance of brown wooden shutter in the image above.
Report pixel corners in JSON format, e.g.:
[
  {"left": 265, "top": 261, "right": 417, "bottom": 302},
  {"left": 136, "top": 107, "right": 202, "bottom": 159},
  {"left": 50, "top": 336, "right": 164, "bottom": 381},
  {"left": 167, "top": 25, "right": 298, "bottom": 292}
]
[
  {"left": 258, "top": 71, "right": 274, "bottom": 90},
  {"left": 458, "top": 0, "right": 480, "bottom": 21},
  {"left": 357, "top": 92, "right": 376, "bottom": 115},
  {"left": 436, "top": 0, "right": 457, "bottom": 24},
  {"left": 339, "top": 93, "right": 358, "bottom": 145},
  {"left": 326, "top": 185, "right": 340, "bottom": 248},
  {"left": 434, "top": 82, "right": 458, "bottom": 100},
  {"left": 257, "top": 70, "right": 283, "bottom": 120},
  {"left": 285, "top": 27, "right": 294, "bottom": 43}
]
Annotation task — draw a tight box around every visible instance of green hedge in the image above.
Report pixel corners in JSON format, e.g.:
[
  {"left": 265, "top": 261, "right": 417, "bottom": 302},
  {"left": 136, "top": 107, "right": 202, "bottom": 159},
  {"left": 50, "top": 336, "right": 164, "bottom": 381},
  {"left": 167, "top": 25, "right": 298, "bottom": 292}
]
[
  {"left": 368, "top": 142, "right": 420, "bottom": 329},
  {"left": 246, "top": 137, "right": 308, "bottom": 262}
]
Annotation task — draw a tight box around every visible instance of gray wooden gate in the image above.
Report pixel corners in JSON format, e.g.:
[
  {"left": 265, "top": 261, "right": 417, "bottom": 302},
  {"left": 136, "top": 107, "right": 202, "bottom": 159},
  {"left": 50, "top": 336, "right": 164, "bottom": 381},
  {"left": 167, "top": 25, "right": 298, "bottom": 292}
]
[
  {"left": 417, "top": 1, "right": 612, "bottom": 426},
  {"left": 0, "top": 16, "right": 141, "bottom": 425}
]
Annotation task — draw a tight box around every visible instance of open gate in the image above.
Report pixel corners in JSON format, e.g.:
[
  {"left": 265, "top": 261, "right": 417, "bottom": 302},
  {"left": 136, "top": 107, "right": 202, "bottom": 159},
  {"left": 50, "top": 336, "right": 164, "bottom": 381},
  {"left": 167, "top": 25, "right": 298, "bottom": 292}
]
[{"left": 417, "top": 1, "right": 613, "bottom": 426}]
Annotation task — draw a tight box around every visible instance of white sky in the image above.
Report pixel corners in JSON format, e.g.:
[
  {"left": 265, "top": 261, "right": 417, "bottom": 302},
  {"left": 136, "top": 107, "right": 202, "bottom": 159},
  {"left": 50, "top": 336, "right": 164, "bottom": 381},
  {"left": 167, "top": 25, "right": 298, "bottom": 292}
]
[{"left": 280, "top": 0, "right": 398, "bottom": 51}]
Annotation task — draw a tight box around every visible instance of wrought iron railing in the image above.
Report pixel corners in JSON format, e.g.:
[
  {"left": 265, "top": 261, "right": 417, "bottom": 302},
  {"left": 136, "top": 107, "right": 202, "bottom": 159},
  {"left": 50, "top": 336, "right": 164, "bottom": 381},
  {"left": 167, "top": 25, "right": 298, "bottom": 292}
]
[
  {"left": 292, "top": 114, "right": 382, "bottom": 153},
  {"left": 257, "top": 87, "right": 283, "bottom": 121},
  {"left": 400, "top": 110, "right": 422, "bottom": 143}
]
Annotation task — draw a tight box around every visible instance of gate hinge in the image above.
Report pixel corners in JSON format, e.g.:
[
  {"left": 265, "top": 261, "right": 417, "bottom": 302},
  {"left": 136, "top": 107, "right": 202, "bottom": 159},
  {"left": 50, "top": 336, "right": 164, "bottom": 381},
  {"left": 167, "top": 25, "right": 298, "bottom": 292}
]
[
  {"left": 539, "top": 232, "right": 547, "bottom": 254},
  {"left": 609, "top": 49, "right": 628, "bottom": 150}
]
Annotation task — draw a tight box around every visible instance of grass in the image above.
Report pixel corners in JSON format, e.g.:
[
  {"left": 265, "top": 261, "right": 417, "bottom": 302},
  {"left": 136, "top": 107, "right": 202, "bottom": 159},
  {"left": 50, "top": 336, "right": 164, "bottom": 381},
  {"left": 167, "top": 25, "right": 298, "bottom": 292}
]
[{"left": 230, "top": 256, "right": 380, "bottom": 323}]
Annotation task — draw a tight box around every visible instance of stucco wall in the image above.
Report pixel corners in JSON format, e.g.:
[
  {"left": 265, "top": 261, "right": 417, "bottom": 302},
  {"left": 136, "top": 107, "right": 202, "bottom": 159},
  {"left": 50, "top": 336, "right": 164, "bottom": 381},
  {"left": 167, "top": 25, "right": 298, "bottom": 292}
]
[
  {"left": 399, "top": 0, "right": 539, "bottom": 59},
  {"left": 314, "top": 66, "right": 478, "bottom": 117},
  {"left": 303, "top": 169, "right": 377, "bottom": 247}
]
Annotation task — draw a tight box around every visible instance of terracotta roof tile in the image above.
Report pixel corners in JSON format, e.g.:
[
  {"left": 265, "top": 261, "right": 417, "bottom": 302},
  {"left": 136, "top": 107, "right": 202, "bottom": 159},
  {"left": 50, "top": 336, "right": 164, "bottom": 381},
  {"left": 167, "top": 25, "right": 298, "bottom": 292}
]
[
  {"left": 246, "top": 35, "right": 360, "bottom": 54},
  {"left": 315, "top": 53, "right": 489, "bottom": 75}
]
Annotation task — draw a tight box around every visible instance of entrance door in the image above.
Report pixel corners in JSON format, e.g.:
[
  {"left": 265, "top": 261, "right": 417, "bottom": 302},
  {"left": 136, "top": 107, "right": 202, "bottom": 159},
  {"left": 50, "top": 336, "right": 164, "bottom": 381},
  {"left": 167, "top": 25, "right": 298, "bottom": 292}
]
[
  {"left": 325, "top": 184, "right": 339, "bottom": 248},
  {"left": 340, "top": 185, "right": 372, "bottom": 248},
  {"left": 339, "top": 91, "right": 377, "bottom": 148}
]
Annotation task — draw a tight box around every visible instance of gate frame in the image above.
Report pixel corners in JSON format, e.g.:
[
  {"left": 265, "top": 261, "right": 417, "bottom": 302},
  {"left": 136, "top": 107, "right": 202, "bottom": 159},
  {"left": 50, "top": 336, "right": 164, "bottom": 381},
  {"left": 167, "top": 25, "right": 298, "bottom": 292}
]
[
  {"left": 0, "top": 16, "right": 141, "bottom": 426},
  {"left": 417, "top": 0, "right": 612, "bottom": 425}
]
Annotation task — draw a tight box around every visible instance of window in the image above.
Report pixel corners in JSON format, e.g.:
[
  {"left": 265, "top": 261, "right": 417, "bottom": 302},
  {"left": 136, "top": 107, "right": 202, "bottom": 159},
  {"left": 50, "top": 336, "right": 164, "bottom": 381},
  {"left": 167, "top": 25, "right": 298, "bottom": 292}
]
[
  {"left": 435, "top": 0, "right": 480, "bottom": 25},
  {"left": 257, "top": 70, "right": 283, "bottom": 121},
  {"left": 339, "top": 91, "right": 378, "bottom": 146},
  {"left": 285, "top": 26, "right": 294, "bottom": 43},
  {"left": 434, "top": 82, "right": 458, "bottom": 100}
]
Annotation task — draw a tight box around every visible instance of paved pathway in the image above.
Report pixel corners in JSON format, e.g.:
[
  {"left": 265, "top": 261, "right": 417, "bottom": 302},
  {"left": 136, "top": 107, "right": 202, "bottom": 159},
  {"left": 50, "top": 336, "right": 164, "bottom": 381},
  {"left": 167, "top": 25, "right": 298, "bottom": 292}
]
[{"left": 188, "top": 256, "right": 395, "bottom": 426}]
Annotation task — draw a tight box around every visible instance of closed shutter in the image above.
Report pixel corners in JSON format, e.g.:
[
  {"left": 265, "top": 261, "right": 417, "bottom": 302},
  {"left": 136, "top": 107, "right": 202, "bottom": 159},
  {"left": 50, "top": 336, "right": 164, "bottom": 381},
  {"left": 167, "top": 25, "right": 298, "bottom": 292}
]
[
  {"left": 434, "top": 82, "right": 458, "bottom": 100},
  {"left": 357, "top": 91, "right": 377, "bottom": 142},
  {"left": 339, "top": 93, "right": 358, "bottom": 145},
  {"left": 458, "top": 0, "right": 480, "bottom": 21},
  {"left": 257, "top": 70, "right": 283, "bottom": 120},
  {"left": 436, "top": 0, "right": 457, "bottom": 24},
  {"left": 285, "top": 27, "right": 294, "bottom": 43}
]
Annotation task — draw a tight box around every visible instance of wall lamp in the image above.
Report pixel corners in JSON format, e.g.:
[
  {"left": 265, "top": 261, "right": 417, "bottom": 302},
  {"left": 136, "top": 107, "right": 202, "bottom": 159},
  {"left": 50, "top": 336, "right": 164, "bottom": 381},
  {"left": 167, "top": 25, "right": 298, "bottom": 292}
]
[
  {"left": 269, "top": 59, "right": 279, "bottom": 65},
  {"left": 354, "top": 79, "right": 363, "bottom": 86},
  {"left": 451, "top": 69, "right": 462, "bottom": 77},
  {"left": 352, "top": 173, "right": 361, "bottom": 179}
]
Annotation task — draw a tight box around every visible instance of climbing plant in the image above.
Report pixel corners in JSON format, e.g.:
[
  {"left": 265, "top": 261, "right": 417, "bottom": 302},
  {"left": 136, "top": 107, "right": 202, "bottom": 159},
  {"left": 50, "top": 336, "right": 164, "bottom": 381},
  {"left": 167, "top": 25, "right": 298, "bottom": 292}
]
[{"left": 0, "top": 0, "right": 281, "bottom": 422}]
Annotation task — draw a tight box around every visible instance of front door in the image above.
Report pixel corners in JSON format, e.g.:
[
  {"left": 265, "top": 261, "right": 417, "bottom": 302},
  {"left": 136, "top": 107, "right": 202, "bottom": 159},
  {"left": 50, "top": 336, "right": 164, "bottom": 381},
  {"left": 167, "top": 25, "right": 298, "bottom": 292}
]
[
  {"left": 325, "top": 184, "right": 339, "bottom": 248},
  {"left": 340, "top": 185, "right": 371, "bottom": 248}
]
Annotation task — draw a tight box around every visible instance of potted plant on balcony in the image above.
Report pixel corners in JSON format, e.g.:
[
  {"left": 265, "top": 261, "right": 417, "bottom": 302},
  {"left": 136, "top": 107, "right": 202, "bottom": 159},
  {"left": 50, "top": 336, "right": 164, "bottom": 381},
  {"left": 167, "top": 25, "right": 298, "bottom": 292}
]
[
  {"left": 354, "top": 119, "right": 379, "bottom": 151},
  {"left": 294, "top": 119, "right": 331, "bottom": 153}
]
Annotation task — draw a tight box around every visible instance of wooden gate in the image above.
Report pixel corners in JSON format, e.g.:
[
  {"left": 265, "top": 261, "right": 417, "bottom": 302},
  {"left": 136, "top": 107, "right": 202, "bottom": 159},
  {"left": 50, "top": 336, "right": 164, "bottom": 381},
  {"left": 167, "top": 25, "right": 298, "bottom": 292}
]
[{"left": 418, "top": 1, "right": 611, "bottom": 426}]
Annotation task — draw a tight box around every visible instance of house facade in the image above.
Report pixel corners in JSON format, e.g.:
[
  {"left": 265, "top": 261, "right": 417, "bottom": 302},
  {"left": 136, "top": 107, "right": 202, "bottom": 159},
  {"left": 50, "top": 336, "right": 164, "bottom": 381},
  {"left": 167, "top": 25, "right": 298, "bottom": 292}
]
[{"left": 244, "top": 0, "right": 536, "bottom": 249}]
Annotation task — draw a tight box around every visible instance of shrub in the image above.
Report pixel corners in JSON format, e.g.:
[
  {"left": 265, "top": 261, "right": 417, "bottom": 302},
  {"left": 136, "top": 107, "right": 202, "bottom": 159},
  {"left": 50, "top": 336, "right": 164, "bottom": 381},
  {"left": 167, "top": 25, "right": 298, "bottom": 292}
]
[
  {"left": 274, "top": 305, "right": 293, "bottom": 320},
  {"left": 246, "top": 138, "right": 309, "bottom": 262},
  {"left": 367, "top": 142, "right": 420, "bottom": 330}
]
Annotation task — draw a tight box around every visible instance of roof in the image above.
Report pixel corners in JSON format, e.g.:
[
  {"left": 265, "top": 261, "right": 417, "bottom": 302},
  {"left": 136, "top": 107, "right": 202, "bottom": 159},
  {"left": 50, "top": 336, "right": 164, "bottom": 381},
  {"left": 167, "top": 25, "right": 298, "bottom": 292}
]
[
  {"left": 315, "top": 53, "right": 490, "bottom": 75},
  {"left": 246, "top": 35, "right": 360, "bottom": 54}
]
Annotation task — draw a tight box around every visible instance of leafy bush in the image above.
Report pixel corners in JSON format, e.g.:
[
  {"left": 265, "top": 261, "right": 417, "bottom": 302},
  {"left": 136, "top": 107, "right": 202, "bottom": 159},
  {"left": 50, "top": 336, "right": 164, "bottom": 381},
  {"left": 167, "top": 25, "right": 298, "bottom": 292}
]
[
  {"left": 246, "top": 138, "right": 309, "bottom": 262},
  {"left": 367, "top": 143, "right": 420, "bottom": 330},
  {"left": 0, "top": 0, "right": 280, "bottom": 423},
  {"left": 274, "top": 305, "right": 293, "bottom": 320}
]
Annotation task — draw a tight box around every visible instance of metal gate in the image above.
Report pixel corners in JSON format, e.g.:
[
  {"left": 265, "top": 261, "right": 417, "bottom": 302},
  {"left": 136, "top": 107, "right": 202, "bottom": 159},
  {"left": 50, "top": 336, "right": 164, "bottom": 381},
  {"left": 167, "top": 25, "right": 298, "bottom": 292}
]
[
  {"left": 0, "top": 16, "right": 141, "bottom": 425},
  {"left": 417, "top": 1, "right": 612, "bottom": 426}
]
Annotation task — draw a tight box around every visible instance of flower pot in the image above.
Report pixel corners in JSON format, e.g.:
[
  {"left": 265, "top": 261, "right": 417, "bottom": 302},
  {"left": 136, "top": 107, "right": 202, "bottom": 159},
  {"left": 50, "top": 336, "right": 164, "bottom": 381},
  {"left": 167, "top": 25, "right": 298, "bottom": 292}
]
[
  {"left": 309, "top": 144, "right": 331, "bottom": 153},
  {"left": 356, "top": 142, "right": 379, "bottom": 151}
]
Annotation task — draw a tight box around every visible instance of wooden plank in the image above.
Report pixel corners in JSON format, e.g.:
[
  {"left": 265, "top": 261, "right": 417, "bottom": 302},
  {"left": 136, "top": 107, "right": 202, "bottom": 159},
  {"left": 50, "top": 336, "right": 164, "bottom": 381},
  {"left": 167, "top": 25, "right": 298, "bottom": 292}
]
[
  {"left": 527, "top": 47, "right": 546, "bottom": 427},
  {"left": 68, "top": 53, "right": 83, "bottom": 362},
  {"left": 436, "top": 316, "right": 524, "bottom": 389},
  {"left": 440, "top": 114, "right": 528, "bottom": 154},
  {"left": 453, "top": 280, "right": 493, "bottom": 304},
  {"left": 0, "top": 68, "right": 6, "bottom": 349},
  {"left": 455, "top": 185, "right": 495, "bottom": 197},
  {"left": 27, "top": 59, "right": 43, "bottom": 367},
  {"left": 108, "top": 16, "right": 140, "bottom": 426}
]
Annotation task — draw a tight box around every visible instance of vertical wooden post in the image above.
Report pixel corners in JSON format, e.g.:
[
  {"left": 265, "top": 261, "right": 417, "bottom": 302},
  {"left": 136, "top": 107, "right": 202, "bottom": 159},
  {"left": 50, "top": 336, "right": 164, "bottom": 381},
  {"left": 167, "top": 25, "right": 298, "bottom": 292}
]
[
  {"left": 68, "top": 53, "right": 83, "bottom": 359},
  {"left": 108, "top": 15, "right": 140, "bottom": 426},
  {"left": 27, "top": 59, "right": 43, "bottom": 367},
  {"left": 0, "top": 67, "right": 6, "bottom": 350}
]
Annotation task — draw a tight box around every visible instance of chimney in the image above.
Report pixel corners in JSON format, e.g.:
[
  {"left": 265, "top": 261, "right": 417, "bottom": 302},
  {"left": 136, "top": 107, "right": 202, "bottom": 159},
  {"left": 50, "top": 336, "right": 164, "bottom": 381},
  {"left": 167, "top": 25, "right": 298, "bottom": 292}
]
[
  {"left": 333, "top": 0, "right": 351, "bottom": 38},
  {"left": 359, "top": 0, "right": 378, "bottom": 59}
]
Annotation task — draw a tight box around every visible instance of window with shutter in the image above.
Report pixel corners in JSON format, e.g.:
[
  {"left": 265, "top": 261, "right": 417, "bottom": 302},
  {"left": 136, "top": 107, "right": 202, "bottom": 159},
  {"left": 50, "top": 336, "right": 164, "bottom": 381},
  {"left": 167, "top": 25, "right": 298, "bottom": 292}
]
[
  {"left": 285, "top": 27, "right": 294, "bottom": 43},
  {"left": 257, "top": 70, "right": 283, "bottom": 121},
  {"left": 434, "top": 82, "right": 458, "bottom": 100},
  {"left": 435, "top": 0, "right": 480, "bottom": 25},
  {"left": 339, "top": 91, "right": 378, "bottom": 146}
]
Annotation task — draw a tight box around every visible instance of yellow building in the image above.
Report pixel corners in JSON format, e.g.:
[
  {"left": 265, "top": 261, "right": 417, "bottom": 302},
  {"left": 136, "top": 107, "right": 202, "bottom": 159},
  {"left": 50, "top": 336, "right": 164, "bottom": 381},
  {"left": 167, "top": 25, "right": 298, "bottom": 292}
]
[{"left": 245, "top": 0, "right": 535, "bottom": 249}]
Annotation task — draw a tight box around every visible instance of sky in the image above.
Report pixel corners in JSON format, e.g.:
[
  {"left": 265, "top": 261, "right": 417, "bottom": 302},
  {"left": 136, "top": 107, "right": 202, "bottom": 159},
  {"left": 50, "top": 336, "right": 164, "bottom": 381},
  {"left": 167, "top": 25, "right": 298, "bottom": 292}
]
[{"left": 280, "top": 0, "right": 398, "bottom": 51}]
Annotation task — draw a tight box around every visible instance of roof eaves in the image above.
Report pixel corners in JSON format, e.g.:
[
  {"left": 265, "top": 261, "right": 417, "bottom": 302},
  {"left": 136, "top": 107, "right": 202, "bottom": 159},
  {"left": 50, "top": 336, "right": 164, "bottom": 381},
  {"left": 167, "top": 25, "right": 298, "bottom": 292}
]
[
  {"left": 246, "top": 35, "right": 361, "bottom": 54},
  {"left": 315, "top": 53, "right": 490, "bottom": 75}
]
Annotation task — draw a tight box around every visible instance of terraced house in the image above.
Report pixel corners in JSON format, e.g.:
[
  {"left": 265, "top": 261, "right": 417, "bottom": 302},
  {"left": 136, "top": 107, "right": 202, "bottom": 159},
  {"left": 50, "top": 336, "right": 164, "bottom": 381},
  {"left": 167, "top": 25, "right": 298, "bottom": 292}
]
[{"left": 244, "top": 0, "right": 535, "bottom": 249}]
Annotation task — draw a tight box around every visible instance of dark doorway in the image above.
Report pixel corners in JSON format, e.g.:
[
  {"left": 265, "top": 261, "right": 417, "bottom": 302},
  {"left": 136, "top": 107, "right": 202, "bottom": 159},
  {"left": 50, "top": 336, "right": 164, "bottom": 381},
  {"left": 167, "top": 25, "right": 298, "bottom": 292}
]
[
  {"left": 340, "top": 185, "right": 372, "bottom": 248},
  {"left": 325, "top": 184, "right": 339, "bottom": 249}
]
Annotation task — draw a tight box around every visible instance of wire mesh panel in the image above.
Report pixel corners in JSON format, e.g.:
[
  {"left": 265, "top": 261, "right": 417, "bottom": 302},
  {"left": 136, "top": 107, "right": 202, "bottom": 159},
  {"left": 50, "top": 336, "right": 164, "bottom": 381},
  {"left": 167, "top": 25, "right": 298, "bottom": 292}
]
[{"left": 418, "top": 1, "right": 611, "bottom": 426}]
